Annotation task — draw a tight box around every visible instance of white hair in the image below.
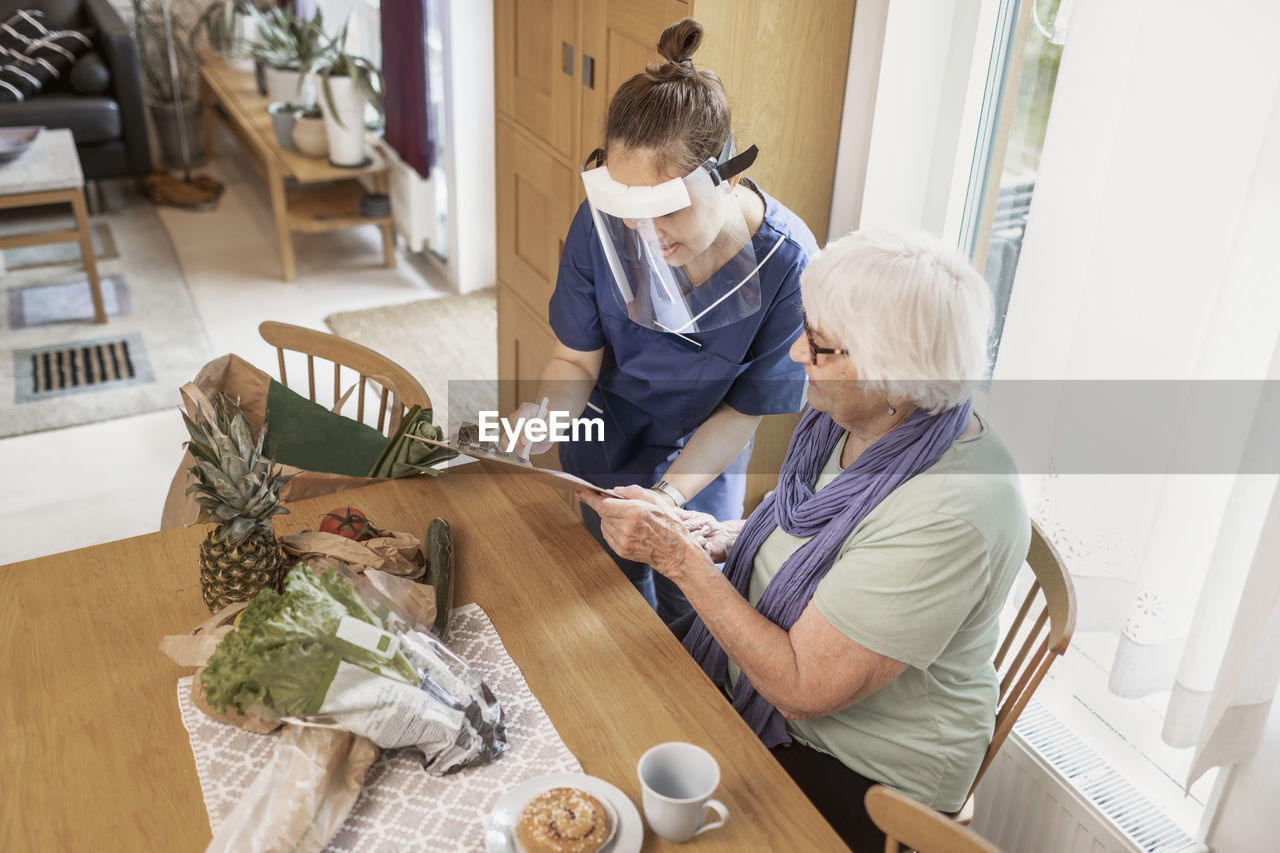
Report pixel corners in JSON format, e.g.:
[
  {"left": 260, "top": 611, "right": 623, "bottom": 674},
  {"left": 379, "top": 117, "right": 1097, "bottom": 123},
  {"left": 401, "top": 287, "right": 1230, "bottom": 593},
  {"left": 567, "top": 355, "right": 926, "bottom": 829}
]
[{"left": 801, "top": 229, "right": 993, "bottom": 413}]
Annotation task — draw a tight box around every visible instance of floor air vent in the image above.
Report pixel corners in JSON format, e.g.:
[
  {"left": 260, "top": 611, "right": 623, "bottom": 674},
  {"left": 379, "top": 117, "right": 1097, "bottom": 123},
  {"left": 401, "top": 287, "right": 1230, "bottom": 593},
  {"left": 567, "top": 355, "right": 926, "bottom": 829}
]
[{"left": 30, "top": 339, "right": 136, "bottom": 394}]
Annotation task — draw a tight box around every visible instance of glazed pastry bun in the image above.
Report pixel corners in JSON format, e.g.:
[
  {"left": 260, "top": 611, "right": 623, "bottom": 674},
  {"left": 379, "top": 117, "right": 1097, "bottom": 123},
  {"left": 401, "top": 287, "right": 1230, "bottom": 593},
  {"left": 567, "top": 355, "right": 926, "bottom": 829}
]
[{"left": 516, "top": 786, "right": 612, "bottom": 853}]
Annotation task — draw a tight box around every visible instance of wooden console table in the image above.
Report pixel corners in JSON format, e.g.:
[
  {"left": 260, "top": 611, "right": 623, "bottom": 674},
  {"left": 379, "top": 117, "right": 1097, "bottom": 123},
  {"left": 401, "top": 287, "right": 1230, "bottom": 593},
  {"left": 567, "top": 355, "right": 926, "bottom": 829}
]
[{"left": 199, "top": 60, "right": 396, "bottom": 281}]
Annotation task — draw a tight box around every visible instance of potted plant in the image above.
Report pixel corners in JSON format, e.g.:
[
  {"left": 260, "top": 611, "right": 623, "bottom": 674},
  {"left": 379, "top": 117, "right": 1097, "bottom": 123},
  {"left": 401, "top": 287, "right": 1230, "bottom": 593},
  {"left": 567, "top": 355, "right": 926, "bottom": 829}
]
[
  {"left": 190, "top": 0, "right": 258, "bottom": 71},
  {"left": 300, "top": 22, "right": 383, "bottom": 168},
  {"left": 132, "top": 0, "right": 207, "bottom": 168},
  {"left": 251, "top": 6, "right": 325, "bottom": 107}
]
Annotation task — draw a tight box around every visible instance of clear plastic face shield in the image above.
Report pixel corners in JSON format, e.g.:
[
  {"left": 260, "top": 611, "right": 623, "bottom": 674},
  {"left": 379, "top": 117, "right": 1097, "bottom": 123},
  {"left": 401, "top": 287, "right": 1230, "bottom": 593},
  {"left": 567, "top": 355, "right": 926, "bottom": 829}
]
[{"left": 580, "top": 143, "right": 763, "bottom": 337}]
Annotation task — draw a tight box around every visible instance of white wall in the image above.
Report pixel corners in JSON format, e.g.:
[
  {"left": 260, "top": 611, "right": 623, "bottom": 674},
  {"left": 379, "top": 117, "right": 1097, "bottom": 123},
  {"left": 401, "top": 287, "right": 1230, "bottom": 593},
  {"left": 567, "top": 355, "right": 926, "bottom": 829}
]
[
  {"left": 853, "top": 0, "right": 1001, "bottom": 242},
  {"left": 826, "top": 0, "right": 888, "bottom": 242},
  {"left": 857, "top": 3, "right": 954, "bottom": 232},
  {"left": 442, "top": 0, "right": 495, "bottom": 294}
]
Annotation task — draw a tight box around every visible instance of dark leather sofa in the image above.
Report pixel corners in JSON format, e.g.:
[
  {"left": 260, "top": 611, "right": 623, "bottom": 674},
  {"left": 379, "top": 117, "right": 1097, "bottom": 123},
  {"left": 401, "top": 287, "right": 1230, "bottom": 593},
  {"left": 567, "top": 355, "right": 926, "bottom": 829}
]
[{"left": 0, "top": 0, "right": 150, "bottom": 180}]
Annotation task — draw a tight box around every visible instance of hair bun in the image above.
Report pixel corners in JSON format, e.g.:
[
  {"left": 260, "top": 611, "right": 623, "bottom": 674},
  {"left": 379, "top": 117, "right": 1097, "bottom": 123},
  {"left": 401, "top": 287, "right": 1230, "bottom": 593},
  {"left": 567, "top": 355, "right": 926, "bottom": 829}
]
[
  {"left": 605, "top": 16, "right": 730, "bottom": 175},
  {"left": 657, "top": 18, "right": 704, "bottom": 65}
]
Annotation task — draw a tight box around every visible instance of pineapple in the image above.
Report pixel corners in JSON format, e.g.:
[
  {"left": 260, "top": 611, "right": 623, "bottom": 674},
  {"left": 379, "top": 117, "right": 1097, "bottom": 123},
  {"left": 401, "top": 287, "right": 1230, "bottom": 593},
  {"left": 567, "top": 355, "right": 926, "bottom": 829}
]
[{"left": 181, "top": 392, "right": 294, "bottom": 611}]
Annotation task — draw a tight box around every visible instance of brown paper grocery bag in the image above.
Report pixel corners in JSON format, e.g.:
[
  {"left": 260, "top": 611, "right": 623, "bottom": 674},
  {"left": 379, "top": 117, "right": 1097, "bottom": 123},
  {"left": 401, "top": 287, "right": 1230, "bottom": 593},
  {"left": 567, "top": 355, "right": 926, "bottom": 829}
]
[
  {"left": 160, "top": 354, "right": 397, "bottom": 530},
  {"left": 280, "top": 530, "right": 425, "bottom": 579},
  {"left": 159, "top": 601, "right": 280, "bottom": 735},
  {"left": 204, "top": 726, "right": 378, "bottom": 853},
  {"left": 161, "top": 354, "right": 272, "bottom": 530}
]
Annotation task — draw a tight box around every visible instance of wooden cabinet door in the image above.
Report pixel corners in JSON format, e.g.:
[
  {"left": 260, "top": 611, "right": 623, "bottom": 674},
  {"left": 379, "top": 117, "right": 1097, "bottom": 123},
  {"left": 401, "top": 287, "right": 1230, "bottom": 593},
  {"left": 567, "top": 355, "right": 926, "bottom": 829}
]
[
  {"left": 744, "top": 411, "right": 803, "bottom": 513},
  {"left": 496, "top": 118, "right": 580, "bottom": 312},
  {"left": 692, "top": 0, "right": 854, "bottom": 240},
  {"left": 494, "top": 0, "right": 581, "bottom": 159},
  {"left": 496, "top": 284, "right": 575, "bottom": 508},
  {"left": 579, "top": 0, "right": 690, "bottom": 166},
  {"left": 496, "top": 285, "right": 563, "bottom": 417}
]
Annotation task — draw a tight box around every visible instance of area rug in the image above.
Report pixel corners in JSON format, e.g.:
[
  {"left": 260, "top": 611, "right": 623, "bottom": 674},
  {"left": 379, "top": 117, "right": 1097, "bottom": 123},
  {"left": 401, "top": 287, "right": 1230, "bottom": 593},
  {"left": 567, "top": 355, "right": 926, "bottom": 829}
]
[
  {"left": 2, "top": 221, "right": 117, "bottom": 271},
  {"left": 0, "top": 198, "right": 213, "bottom": 438},
  {"left": 325, "top": 290, "right": 497, "bottom": 435}
]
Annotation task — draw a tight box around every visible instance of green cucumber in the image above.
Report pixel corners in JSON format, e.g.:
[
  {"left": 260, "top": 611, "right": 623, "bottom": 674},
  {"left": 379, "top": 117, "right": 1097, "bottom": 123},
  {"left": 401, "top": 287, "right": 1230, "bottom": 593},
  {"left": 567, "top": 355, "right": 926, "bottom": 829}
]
[{"left": 425, "top": 517, "right": 454, "bottom": 641}]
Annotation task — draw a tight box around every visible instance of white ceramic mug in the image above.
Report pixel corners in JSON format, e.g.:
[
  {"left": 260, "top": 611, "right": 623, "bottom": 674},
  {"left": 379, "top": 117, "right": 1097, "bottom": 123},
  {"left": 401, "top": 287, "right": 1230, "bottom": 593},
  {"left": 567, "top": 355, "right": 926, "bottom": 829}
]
[{"left": 637, "top": 742, "right": 730, "bottom": 842}]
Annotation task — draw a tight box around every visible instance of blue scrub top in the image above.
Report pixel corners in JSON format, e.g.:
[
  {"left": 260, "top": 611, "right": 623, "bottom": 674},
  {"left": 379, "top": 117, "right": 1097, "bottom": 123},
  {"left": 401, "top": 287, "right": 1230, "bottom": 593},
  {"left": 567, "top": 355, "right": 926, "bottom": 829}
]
[{"left": 549, "top": 181, "right": 815, "bottom": 520}]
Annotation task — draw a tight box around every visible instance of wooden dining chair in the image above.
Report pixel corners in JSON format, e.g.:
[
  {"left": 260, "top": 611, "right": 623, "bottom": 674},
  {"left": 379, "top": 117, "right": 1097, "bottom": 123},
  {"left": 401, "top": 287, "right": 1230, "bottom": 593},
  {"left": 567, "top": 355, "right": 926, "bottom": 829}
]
[
  {"left": 957, "top": 519, "right": 1077, "bottom": 823},
  {"left": 258, "top": 320, "right": 430, "bottom": 436},
  {"left": 866, "top": 785, "right": 1001, "bottom": 853}
]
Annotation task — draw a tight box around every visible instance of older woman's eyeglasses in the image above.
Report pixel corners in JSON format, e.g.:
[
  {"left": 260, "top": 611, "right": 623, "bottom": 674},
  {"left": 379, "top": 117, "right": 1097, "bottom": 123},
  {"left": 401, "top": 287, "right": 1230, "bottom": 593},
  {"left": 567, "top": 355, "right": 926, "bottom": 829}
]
[{"left": 803, "top": 314, "right": 849, "bottom": 365}]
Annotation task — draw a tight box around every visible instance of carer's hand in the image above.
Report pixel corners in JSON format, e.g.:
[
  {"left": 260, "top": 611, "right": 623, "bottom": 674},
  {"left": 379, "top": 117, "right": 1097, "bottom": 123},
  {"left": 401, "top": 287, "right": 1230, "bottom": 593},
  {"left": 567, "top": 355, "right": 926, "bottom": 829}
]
[
  {"left": 502, "top": 401, "right": 551, "bottom": 457},
  {"left": 576, "top": 485, "right": 699, "bottom": 579}
]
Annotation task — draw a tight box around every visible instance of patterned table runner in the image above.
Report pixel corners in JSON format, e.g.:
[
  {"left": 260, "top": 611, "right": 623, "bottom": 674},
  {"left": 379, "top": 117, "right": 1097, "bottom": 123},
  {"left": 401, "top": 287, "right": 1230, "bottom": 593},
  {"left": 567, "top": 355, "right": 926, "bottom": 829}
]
[{"left": 178, "top": 603, "right": 582, "bottom": 851}]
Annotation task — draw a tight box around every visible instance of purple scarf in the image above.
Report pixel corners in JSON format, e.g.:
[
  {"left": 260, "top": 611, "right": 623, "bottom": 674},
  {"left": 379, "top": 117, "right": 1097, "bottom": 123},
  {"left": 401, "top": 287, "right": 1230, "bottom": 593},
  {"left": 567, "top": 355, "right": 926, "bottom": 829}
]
[{"left": 682, "top": 400, "right": 973, "bottom": 746}]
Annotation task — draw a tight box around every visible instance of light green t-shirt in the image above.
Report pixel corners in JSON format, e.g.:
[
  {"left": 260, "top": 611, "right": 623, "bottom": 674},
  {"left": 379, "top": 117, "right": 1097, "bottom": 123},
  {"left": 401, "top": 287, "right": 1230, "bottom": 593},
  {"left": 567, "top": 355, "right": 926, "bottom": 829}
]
[{"left": 727, "top": 417, "right": 1029, "bottom": 812}]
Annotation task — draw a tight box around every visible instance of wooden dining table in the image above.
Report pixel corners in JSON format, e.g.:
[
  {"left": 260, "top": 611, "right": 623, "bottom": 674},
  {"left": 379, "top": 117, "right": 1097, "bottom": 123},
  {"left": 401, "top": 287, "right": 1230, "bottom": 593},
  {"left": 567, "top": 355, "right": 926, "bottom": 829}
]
[{"left": 1, "top": 462, "right": 849, "bottom": 852}]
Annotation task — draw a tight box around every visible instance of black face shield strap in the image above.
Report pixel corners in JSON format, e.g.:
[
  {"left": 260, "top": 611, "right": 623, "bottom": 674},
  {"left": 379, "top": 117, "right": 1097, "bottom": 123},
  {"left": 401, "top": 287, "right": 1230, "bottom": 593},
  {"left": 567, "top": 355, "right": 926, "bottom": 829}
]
[{"left": 703, "top": 144, "right": 759, "bottom": 186}]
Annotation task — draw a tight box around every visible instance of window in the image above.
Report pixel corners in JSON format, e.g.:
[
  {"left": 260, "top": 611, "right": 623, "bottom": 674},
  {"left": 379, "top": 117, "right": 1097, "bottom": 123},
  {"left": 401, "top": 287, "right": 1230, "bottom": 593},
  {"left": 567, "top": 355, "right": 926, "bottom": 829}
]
[
  {"left": 425, "top": 0, "right": 447, "bottom": 258},
  {"left": 312, "top": 0, "right": 382, "bottom": 124},
  {"left": 312, "top": 0, "right": 453, "bottom": 263},
  {"left": 961, "top": 0, "right": 1255, "bottom": 839},
  {"left": 959, "top": 0, "right": 1066, "bottom": 367}
]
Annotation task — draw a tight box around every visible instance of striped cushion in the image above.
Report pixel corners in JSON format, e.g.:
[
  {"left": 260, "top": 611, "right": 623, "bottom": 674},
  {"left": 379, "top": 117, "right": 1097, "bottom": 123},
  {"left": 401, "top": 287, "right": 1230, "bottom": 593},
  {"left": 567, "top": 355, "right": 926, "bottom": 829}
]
[{"left": 0, "top": 10, "right": 93, "bottom": 104}]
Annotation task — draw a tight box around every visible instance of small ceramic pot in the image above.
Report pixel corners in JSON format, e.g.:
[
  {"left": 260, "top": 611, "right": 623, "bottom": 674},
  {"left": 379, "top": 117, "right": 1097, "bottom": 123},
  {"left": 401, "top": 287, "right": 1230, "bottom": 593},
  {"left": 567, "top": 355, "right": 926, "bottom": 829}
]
[
  {"left": 291, "top": 114, "right": 328, "bottom": 158},
  {"left": 267, "top": 102, "right": 301, "bottom": 148}
]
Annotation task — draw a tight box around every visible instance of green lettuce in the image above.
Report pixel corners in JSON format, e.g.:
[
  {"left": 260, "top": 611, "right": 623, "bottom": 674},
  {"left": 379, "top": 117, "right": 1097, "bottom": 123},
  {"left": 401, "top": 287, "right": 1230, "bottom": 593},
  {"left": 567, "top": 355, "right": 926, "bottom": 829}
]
[{"left": 202, "top": 565, "right": 419, "bottom": 716}]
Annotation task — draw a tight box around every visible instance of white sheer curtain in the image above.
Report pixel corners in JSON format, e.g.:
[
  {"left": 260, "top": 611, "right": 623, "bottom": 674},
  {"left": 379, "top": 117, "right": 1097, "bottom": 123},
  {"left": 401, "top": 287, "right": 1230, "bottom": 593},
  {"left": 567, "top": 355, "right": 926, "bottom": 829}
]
[{"left": 989, "top": 0, "right": 1280, "bottom": 787}]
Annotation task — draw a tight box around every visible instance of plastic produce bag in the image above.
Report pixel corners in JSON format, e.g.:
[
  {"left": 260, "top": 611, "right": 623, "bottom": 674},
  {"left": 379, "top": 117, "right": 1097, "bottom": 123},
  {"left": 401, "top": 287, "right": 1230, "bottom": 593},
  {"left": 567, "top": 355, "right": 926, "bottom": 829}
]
[{"left": 201, "top": 561, "right": 505, "bottom": 774}]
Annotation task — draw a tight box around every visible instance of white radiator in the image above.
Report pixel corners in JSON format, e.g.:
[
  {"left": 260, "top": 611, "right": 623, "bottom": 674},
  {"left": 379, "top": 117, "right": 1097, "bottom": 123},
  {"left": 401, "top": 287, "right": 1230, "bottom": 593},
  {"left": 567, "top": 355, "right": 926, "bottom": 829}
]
[
  {"left": 379, "top": 140, "right": 437, "bottom": 255},
  {"left": 971, "top": 702, "right": 1205, "bottom": 853}
]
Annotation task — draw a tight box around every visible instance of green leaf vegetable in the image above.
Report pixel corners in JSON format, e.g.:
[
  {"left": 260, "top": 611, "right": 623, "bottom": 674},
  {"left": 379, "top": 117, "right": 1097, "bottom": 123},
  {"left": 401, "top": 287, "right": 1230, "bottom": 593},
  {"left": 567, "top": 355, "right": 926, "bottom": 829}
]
[
  {"left": 202, "top": 565, "right": 419, "bottom": 717},
  {"left": 365, "top": 405, "right": 458, "bottom": 479}
]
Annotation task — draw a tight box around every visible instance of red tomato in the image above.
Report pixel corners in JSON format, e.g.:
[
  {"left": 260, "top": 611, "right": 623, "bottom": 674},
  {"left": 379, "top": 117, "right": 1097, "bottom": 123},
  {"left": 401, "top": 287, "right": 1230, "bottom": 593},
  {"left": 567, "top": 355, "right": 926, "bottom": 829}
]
[{"left": 319, "top": 506, "right": 380, "bottom": 541}]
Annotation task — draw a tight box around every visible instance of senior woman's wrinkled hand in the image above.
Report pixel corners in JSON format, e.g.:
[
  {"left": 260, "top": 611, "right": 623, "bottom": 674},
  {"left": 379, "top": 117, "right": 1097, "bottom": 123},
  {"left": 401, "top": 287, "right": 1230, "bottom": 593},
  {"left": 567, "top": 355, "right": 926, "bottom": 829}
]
[
  {"left": 672, "top": 508, "right": 738, "bottom": 563},
  {"left": 576, "top": 485, "right": 708, "bottom": 581}
]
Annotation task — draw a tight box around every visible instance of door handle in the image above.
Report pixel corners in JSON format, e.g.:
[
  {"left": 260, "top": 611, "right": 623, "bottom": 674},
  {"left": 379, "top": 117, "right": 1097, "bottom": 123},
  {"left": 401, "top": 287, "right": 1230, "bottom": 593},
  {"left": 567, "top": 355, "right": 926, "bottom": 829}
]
[
  {"left": 562, "top": 42, "right": 574, "bottom": 77},
  {"left": 582, "top": 54, "right": 595, "bottom": 89}
]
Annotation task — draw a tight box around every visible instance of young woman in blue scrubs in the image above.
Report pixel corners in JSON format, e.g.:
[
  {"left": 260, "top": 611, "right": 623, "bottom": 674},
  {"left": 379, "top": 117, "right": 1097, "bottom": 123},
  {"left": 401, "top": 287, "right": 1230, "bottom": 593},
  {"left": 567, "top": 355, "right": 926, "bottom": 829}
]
[{"left": 510, "top": 19, "right": 816, "bottom": 623}]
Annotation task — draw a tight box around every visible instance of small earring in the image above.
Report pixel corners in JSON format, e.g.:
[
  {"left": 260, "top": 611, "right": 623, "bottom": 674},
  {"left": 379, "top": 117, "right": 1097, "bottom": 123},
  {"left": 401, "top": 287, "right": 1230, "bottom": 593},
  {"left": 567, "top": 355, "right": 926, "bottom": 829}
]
[{"left": 888, "top": 406, "right": 896, "bottom": 416}]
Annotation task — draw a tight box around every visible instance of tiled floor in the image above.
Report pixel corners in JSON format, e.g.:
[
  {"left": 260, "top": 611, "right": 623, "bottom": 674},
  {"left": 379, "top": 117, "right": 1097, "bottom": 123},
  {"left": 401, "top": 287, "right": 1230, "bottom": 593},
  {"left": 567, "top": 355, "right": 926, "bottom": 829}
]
[{"left": 0, "top": 141, "right": 453, "bottom": 565}]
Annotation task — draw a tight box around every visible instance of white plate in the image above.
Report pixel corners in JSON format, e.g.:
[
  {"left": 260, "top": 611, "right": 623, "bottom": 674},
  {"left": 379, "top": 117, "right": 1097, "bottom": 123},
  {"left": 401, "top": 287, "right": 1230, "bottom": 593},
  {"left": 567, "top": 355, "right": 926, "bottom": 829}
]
[{"left": 484, "top": 772, "right": 644, "bottom": 853}]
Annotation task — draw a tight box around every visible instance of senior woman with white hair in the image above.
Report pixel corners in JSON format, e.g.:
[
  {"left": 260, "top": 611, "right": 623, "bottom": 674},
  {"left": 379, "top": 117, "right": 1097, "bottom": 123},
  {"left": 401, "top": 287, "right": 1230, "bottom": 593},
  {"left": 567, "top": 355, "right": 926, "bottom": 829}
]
[{"left": 578, "top": 229, "right": 1030, "bottom": 849}]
